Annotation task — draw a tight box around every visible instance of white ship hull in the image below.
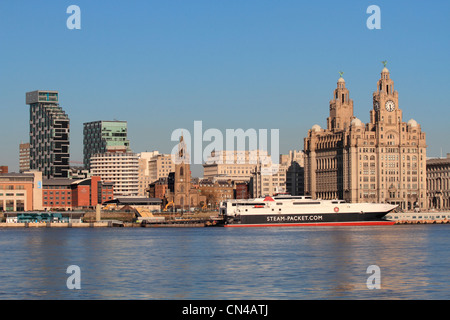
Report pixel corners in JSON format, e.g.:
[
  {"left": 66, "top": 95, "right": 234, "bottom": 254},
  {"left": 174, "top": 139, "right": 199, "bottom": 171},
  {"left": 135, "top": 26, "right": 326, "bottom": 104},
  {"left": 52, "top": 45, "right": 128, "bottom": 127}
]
[{"left": 219, "top": 195, "right": 397, "bottom": 227}]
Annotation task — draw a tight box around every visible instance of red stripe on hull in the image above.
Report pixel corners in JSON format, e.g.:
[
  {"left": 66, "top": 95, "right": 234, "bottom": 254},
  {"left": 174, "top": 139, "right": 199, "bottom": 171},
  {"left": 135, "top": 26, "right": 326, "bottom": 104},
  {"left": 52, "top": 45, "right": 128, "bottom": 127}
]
[{"left": 224, "top": 221, "right": 395, "bottom": 228}]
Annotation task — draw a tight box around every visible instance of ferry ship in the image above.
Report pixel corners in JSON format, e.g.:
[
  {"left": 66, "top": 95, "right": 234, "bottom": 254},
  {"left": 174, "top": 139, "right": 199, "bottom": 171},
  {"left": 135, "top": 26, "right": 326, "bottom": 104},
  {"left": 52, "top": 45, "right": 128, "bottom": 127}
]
[{"left": 218, "top": 194, "right": 397, "bottom": 227}]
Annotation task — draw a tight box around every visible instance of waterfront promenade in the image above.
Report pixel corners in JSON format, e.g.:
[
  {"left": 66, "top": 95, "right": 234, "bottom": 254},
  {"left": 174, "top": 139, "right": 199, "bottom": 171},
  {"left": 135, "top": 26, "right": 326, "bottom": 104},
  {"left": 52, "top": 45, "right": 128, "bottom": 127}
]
[
  {"left": 0, "top": 220, "right": 213, "bottom": 228},
  {"left": 0, "top": 222, "right": 136, "bottom": 228},
  {"left": 0, "top": 210, "right": 220, "bottom": 228},
  {"left": 1, "top": 214, "right": 449, "bottom": 228},
  {"left": 1, "top": 209, "right": 450, "bottom": 228}
]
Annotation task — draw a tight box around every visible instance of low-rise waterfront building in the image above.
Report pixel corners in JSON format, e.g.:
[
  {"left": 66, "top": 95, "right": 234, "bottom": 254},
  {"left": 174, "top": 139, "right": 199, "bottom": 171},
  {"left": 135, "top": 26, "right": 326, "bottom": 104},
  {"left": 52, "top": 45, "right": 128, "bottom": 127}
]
[
  {"left": 0, "top": 171, "right": 43, "bottom": 211},
  {"left": 235, "top": 182, "right": 250, "bottom": 199},
  {"left": 42, "top": 176, "right": 113, "bottom": 210},
  {"left": 98, "top": 181, "right": 114, "bottom": 204},
  {"left": 42, "top": 178, "right": 72, "bottom": 210},
  {"left": 147, "top": 177, "right": 169, "bottom": 200},
  {"left": 199, "top": 179, "right": 234, "bottom": 207},
  {"left": 427, "top": 154, "right": 450, "bottom": 210},
  {"left": 102, "top": 197, "right": 162, "bottom": 212}
]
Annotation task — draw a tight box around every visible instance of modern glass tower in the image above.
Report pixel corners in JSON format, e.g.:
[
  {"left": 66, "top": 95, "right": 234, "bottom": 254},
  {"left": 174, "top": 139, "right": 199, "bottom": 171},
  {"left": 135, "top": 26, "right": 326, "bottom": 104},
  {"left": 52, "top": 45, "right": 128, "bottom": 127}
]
[
  {"left": 26, "top": 90, "right": 70, "bottom": 178},
  {"left": 83, "top": 120, "right": 130, "bottom": 170}
]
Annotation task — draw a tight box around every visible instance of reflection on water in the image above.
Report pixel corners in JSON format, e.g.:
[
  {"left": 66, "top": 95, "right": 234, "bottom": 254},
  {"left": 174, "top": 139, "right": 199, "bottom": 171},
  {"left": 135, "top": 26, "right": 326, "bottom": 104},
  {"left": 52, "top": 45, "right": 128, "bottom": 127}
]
[{"left": 0, "top": 225, "right": 449, "bottom": 299}]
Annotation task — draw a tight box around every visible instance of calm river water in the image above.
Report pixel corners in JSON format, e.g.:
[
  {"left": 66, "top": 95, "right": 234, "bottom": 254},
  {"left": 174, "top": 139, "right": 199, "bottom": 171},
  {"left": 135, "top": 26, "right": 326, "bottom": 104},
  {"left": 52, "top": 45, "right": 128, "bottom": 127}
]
[{"left": 0, "top": 225, "right": 449, "bottom": 300}]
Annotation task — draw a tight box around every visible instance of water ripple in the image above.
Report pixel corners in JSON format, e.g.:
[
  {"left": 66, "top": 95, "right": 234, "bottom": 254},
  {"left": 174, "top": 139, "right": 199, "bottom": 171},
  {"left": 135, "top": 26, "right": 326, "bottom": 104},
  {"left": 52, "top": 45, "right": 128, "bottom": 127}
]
[{"left": 0, "top": 226, "right": 449, "bottom": 299}]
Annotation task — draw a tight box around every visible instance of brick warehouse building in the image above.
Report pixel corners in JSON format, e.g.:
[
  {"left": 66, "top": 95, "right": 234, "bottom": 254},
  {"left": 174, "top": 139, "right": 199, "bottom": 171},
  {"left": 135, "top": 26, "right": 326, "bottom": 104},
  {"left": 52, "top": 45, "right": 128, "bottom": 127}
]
[{"left": 42, "top": 176, "right": 114, "bottom": 210}]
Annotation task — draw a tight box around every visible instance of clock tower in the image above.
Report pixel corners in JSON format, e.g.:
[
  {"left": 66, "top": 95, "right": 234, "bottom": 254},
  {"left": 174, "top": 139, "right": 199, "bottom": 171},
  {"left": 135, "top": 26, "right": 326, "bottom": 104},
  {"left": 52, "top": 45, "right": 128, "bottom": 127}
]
[
  {"left": 305, "top": 62, "right": 427, "bottom": 210},
  {"left": 370, "top": 61, "right": 403, "bottom": 127},
  {"left": 327, "top": 72, "right": 354, "bottom": 132}
]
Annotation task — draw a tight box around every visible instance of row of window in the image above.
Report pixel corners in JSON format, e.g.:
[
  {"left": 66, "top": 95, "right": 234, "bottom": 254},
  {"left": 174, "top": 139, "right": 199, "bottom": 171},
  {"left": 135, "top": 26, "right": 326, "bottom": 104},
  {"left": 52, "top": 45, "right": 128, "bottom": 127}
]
[
  {"left": 0, "top": 200, "right": 25, "bottom": 211},
  {"left": 44, "top": 191, "right": 71, "bottom": 195},
  {"left": 44, "top": 201, "right": 70, "bottom": 206},
  {"left": 220, "top": 170, "right": 251, "bottom": 175},
  {"left": 42, "top": 197, "right": 113, "bottom": 206},
  {"left": 359, "top": 184, "right": 422, "bottom": 190},
  {"left": 44, "top": 196, "right": 71, "bottom": 200},
  {"left": 0, "top": 185, "right": 26, "bottom": 190}
]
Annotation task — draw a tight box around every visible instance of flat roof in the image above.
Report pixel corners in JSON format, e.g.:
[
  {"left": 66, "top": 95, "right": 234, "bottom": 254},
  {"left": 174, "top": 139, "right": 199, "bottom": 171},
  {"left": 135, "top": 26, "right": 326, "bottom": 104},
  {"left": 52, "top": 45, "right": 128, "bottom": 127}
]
[
  {"left": 43, "top": 178, "right": 73, "bottom": 186},
  {"left": 0, "top": 172, "right": 34, "bottom": 177},
  {"left": 0, "top": 172, "right": 35, "bottom": 182},
  {"left": 427, "top": 157, "right": 450, "bottom": 166}
]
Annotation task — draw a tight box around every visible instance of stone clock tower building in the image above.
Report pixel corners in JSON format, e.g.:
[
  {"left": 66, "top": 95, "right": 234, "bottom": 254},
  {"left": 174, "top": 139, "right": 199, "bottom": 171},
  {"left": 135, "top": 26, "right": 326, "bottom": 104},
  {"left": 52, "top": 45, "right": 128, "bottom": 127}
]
[{"left": 304, "top": 64, "right": 427, "bottom": 210}]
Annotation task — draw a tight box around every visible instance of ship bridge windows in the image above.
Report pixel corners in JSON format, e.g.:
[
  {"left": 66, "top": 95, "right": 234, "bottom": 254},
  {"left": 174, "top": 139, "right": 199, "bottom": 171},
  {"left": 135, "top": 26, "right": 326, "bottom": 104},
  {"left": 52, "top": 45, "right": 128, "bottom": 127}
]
[
  {"left": 293, "top": 201, "right": 321, "bottom": 205},
  {"left": 231, "top": 202, "right": 268, "bottom": 207}
]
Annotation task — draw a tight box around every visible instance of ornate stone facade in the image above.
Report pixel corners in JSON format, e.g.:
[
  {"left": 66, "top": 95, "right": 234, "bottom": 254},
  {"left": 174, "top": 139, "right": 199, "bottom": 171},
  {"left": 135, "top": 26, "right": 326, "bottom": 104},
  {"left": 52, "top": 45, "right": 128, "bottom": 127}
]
[
  {"left": 304, "top": 65, "right": 427, "bottom": 210},
  {"left": 427, "top": 154, "right": 450, "bottom": 210}
]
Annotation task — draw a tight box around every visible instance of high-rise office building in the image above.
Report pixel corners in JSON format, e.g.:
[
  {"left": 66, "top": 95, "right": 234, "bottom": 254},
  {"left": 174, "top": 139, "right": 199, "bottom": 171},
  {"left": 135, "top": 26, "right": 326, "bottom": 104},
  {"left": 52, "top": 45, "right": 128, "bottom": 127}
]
[
  {"left": 26, "top": 90, "right": 70, "bottom": 178},
  {"left": 83, "top": 120, "right": 130, "bottom": 170}
]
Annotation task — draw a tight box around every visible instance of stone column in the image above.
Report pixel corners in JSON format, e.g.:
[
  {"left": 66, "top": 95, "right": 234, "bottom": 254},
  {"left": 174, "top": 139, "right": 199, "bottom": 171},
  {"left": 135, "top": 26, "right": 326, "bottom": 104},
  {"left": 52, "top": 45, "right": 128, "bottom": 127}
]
[{"left": 96, "top": 204, "right": 101, "bottom": 222}]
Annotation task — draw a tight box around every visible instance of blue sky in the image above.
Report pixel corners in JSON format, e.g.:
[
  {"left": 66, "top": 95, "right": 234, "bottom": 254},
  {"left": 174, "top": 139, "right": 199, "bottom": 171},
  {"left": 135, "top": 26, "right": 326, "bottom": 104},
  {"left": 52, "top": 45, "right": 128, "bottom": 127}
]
[{"left": 1, "top": 0, "right": 449, "bottom": 174}]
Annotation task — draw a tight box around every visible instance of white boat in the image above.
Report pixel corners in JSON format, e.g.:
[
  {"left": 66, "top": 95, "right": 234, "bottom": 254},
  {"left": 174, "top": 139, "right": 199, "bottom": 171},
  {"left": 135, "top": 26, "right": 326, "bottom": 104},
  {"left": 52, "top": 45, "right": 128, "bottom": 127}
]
[{"left": 218, "top": 194, "right": 397, "bottom": 227}]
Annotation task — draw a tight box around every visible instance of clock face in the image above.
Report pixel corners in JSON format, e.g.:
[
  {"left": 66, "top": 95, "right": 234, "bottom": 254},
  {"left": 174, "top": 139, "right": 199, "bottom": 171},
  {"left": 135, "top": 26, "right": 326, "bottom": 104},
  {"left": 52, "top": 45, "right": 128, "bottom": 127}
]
[
  {"left": 374, "top": 102, "right": 379, "bottom": 111},
  {"left": 385, "top": 100, "right": 395, "bottom": 112}
]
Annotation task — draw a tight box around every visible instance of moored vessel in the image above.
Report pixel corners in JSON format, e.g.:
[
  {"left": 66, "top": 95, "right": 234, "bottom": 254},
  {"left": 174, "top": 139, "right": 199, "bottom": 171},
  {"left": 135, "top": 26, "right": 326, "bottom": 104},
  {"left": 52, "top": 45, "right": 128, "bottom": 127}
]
[{"left": 218, "top": 194, "right": 397, "bottom": 227}]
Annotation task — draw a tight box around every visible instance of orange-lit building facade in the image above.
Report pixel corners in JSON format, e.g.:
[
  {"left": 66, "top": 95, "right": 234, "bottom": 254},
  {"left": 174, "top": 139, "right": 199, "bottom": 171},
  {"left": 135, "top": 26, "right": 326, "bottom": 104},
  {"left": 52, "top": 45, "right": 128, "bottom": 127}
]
[
  {"left": 304, "top": 66, "right": 427, "bottom": 210},
  {"left": 0, "top": 172, "right": 36, "bottom": 211}
]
